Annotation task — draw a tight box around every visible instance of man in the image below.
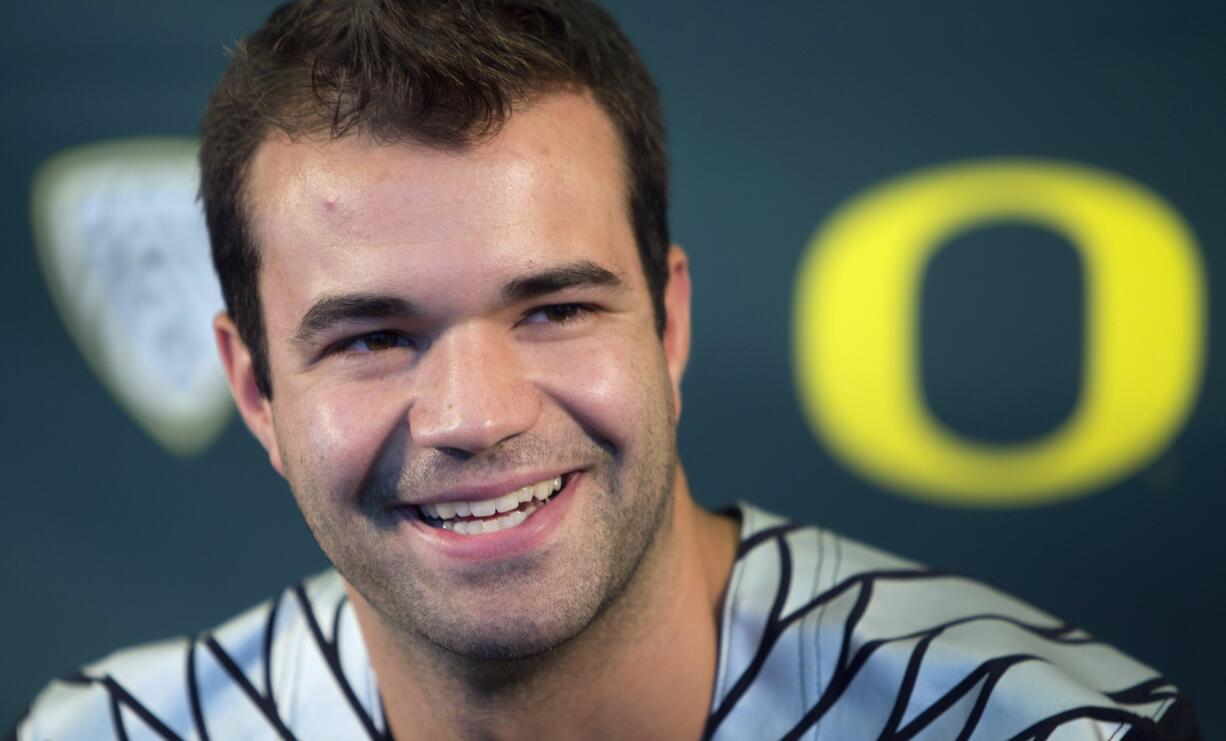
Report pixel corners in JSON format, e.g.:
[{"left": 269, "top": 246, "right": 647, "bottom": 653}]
[{"left": 15, "top": 1, "right": 1200, "bottom": 739}]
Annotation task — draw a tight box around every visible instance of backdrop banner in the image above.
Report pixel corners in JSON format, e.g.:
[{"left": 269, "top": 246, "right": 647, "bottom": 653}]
[{"left": 2, "top": 1, "right": 1221, "bottom": 735}]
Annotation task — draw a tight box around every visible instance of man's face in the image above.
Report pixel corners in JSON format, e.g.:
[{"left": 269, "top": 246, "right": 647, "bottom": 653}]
[{"left": 230, "top": 93, "right": 690, "bottom": 659}]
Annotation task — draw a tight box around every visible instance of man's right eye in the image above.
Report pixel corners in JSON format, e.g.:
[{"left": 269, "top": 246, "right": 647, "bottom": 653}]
[{"left": 334, "top": 331, "right": 415, "bottom": 354}]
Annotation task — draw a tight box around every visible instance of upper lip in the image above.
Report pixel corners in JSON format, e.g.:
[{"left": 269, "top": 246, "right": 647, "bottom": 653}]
[{"left": 397, "top": 469, "right": 575, "bottom": 507}]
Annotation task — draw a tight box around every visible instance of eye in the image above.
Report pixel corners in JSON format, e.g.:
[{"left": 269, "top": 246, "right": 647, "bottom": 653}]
[
  {"left": 521, "top": 303, "right": 592, "bottom": 326},
  {"left": 335, "top": 330, "right": 415, "bottom": 354}
]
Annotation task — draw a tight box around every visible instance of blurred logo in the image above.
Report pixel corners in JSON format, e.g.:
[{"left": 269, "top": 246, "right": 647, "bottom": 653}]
[
  {"left": 794, "top": 159, "right": 1205, "bottom": 506},
  {"left": 31, "top": 138, "right": 232, "bottom": 456}
]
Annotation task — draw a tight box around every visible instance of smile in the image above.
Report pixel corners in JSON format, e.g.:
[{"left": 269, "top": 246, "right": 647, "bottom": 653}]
[{"left": 417, "top": 476, "right": 564, "bottom": 536}]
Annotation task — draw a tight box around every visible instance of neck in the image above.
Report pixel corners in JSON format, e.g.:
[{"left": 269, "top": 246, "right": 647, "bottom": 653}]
[{"left": 346, "top": 469, "right": 739, "bottom": 740}]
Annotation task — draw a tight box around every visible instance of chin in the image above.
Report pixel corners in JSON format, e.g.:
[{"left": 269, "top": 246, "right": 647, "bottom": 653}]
[{"left": 418, "top": 600, "right": 597, "bottom": 662}]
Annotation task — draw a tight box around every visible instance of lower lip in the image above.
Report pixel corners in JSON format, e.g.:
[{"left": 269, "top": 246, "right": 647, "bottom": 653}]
[{"left": 399, "top": 474, "right": 581, "bottom": 561}]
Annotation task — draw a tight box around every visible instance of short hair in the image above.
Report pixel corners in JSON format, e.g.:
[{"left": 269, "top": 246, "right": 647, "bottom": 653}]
[{"left": 200, "top": 0, "right": 669, "bottom": 397}]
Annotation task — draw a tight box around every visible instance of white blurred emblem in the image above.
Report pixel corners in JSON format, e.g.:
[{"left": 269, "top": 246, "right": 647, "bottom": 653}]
[{"left": 31, "top": 138, "right": 232, "bottom": 456}]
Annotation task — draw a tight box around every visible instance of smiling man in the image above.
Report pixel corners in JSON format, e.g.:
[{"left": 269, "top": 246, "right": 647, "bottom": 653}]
[
  {"left": 221, "top": 80, "right": 735, "bottom": 736},
  {"left": 222, "top": 91, "right": 732, "bottom": 736},
  {"left": 15, "top": 1, "right": 1201, "bottom": 739}
]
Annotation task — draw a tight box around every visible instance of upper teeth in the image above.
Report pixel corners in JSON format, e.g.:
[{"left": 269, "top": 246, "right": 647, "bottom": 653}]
[{"left": 421, "top": 476, "right": 562, "bottom": 520}]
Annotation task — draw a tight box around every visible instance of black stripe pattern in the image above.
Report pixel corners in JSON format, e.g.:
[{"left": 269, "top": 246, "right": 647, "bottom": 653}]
[
  {"left": 704, "top": 505, "right": 1197, "bottom": 740},
  {"left": 16, "top": 572, "right": 388, "bottom": 739},
  {"left": 13, "top": 505, "right": 1197, "bottom": 740}
]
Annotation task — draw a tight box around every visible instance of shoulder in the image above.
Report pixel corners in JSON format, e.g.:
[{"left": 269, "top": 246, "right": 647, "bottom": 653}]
[
  {"left": 14, "top": 570, "right": 387, "bottom": 740},
  {"left": 706, "top": 504, "right": 1200, "bottom": 741}
]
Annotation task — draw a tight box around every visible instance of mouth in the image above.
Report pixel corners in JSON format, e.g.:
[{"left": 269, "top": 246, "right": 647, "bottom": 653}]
[{"left": 414, "top": 474, "right": 568, "bottom": 536}]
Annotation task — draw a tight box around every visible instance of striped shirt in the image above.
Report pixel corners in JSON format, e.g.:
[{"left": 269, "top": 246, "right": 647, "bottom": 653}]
[{"left": 15, "top": 504, "right": 1197, "bottom": 740}]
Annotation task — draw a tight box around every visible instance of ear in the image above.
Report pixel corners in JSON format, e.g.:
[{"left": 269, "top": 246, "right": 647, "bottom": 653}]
[
  {"left": 662, "top": 245, "right": 692, "bottom": 420},
  {"left": 214, "top": 313, "right": 285, "bottom": 476}
]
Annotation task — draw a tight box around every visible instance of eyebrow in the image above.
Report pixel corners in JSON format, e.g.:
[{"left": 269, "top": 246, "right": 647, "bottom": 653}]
[
  {"left": 292, "top": 260, "right": 624, "bottom": 344},
  {"left": 294, "top": 294, "right": 419, "bottom": 345},
  {"left": 501, "top": 260, "right": 624, "bottom": 303}
]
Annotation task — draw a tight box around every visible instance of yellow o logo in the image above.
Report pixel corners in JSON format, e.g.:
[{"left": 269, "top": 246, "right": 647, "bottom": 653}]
[{"left": 794, "top": 159, "right": 1205, "bottom": 506}]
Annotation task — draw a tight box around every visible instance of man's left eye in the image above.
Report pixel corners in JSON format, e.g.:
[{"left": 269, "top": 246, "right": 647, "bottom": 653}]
[
  {"left": 522, "top": 304, "right": 591, "bottom": 325},
  {"left": 337, "top": 330, "right": 415, "bottom": 353}
]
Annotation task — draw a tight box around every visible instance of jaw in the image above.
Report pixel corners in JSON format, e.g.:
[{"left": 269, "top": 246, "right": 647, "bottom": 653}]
[
  {"left": 344, "top": 458, "right": 681, "bottom": 662},
  {"left": 341, "top": 462, "right": 735, "bottom": 741}
]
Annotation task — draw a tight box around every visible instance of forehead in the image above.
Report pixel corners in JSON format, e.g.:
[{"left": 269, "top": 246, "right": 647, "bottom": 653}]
[{"left": 244, "top": 92, "right": 637, "bottom": 310}]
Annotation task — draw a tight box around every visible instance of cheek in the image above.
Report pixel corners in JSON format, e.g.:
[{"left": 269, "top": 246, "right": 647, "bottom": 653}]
[
  {"left": 277, "top": 378, "right": 410, "bottom": 501},
  {"left": 531, "top": 334, "right": 673, "bottom": 448}
]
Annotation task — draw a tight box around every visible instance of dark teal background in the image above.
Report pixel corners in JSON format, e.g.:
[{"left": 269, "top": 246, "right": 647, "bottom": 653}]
[{"left": 2, "top": 1, "right": 1222, "bottom": 735}]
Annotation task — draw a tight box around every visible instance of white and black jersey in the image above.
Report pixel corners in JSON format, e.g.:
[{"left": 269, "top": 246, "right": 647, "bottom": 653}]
[
  {"left": 705, "top": 506, "right": 1197, "bottom": 740},
  {"left": 13, "top": 504, "right": 1199, "bottom": 740}
]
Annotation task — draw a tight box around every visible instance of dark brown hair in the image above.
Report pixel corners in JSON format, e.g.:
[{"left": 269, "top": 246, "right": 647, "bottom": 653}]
[{"left": 200, "top": 0, "right": 669, "bottom": 397}]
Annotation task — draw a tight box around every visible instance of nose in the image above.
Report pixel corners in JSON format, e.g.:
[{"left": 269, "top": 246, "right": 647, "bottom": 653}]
[{"left": 407, "top": 324, "right": 540, "bottom": 455}]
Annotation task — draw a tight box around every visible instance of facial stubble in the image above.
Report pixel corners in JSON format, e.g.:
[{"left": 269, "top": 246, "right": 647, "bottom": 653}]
[{"left": 284, "top": 365, "right": 680, "bottom": 666}]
